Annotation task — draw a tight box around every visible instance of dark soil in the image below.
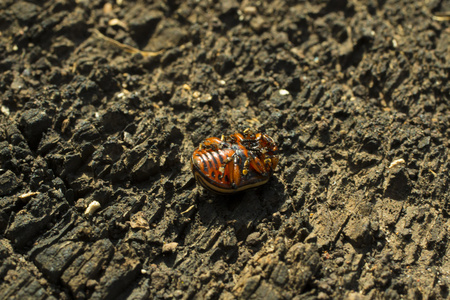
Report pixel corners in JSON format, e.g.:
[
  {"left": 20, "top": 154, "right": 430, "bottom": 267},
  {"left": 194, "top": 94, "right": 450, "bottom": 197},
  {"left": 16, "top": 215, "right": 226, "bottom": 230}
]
[{"left": 1, "top": 0, "right": 449, "bottom": 299}]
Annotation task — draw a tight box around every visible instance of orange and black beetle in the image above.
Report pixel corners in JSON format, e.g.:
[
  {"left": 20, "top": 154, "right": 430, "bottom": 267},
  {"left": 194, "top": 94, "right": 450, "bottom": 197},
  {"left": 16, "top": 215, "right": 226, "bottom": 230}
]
[{"left": 191, "top": 129, "right": 279, "bottom": 194}]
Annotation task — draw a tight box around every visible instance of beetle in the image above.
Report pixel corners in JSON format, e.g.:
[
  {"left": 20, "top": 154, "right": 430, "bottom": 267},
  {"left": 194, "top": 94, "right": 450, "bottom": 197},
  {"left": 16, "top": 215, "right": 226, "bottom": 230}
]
[{"left": 191, "top": 129, "right": 279, "bottom": 194}]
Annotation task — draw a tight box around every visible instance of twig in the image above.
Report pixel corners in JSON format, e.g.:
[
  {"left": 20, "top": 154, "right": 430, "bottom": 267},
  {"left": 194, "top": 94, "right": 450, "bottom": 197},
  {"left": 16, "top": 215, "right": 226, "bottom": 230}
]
[
  {"left": 92, "top": 29, "right": 165, "bottom": 57},
  {"left": 432, "top": 12, "right": 450, "bottom": 21}
]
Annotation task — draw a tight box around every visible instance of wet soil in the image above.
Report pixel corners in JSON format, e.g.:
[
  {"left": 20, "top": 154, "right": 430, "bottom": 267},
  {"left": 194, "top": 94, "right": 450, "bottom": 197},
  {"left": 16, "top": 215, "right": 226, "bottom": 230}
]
[{"left": 1, "top": 0, "right": 449, "bottom": 299}]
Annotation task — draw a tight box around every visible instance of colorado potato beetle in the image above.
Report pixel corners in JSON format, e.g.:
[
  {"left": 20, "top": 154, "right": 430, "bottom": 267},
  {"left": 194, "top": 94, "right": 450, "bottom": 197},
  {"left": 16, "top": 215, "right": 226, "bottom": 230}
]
[{"left": 191, "top": 129, "right": 279, "bottom": 194}]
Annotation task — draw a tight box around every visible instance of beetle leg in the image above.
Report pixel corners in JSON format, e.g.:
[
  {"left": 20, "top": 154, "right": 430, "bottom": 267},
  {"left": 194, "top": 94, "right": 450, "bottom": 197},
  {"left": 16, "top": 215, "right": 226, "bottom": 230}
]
[
  {"left": 242, "top": 158, "right": 250, "bottom": 176},
  {"left": 225, "top": 154, "right": 241, "bottom": 188},
  {"left": 218, "top": 166, "right": 225, "bottom": 179},
  {"left": 269, "top": 155, "right": 279, "bottom": 170},
  {"left": 201, "top": 143, "right": 214, "bottom": 151},
  {"left": 221, "top": 155, "right": 232, "bottom": 181},
  {"left": 243, "top": 128, "right": 255, "bottom": 138},
  {"left": 232, "top": 154, "right": 241, "bottom": 188},
  {"left": 249, "top": 153, "right": 267, "bottom": 176},
  {"left": 225, "top": 156, "right": 233, "bottom": 187},
  {"left": 264, "top": 158, "right": 272, "bottom": 172},
  {"left": 218, "top": 140, "right": 228, "bottom": 149}
]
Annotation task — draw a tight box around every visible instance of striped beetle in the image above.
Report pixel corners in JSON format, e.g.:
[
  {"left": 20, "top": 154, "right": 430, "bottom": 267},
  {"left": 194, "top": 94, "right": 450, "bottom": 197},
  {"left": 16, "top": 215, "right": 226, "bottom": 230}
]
[{"left": 191, "top": 129, "right": 279, "bottom": 194}]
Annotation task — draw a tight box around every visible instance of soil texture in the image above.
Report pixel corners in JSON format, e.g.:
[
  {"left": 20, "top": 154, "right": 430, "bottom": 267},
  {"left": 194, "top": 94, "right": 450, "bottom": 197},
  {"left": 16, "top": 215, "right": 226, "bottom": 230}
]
[{"left": 0, "top": 0, "right": 449, "bottom": 299}]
